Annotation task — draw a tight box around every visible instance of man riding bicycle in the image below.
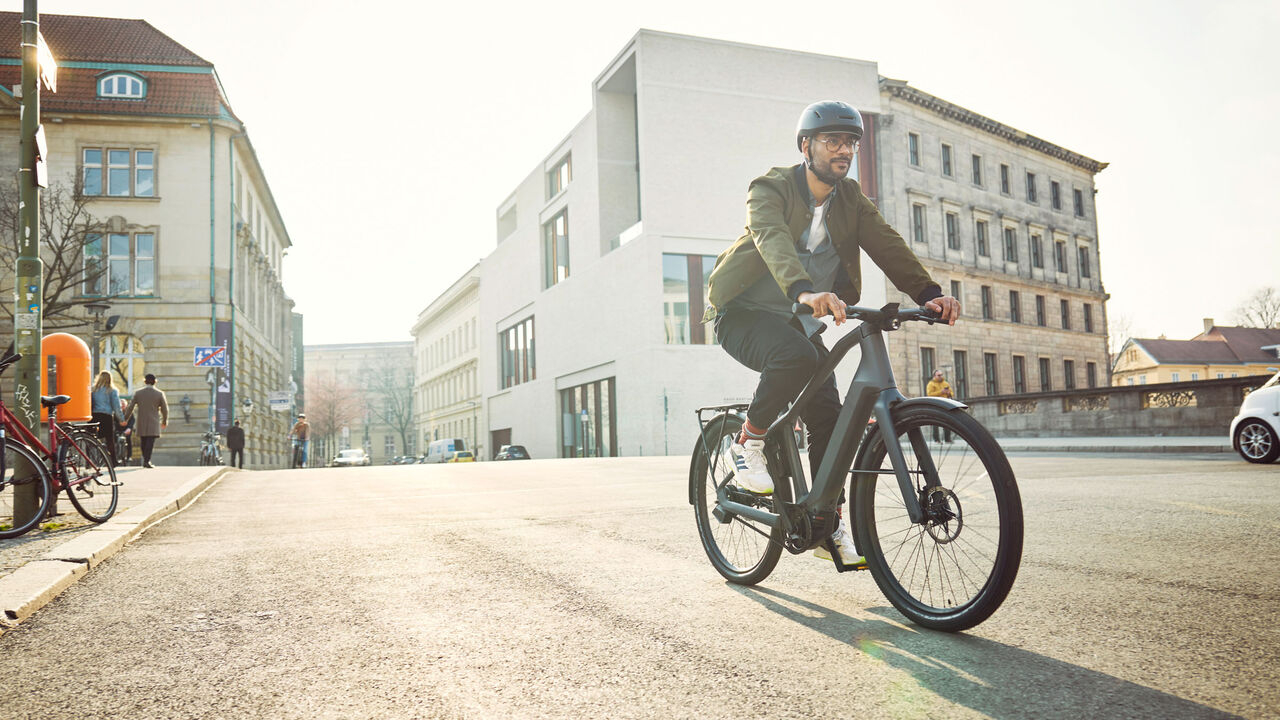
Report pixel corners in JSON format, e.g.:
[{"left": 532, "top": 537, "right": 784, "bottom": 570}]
[
  {"left": 702, "top": 100, "right": 960, "bottom": 567},
  {"left": 288, "top": 413, "right": 310, "bottom": 468}
]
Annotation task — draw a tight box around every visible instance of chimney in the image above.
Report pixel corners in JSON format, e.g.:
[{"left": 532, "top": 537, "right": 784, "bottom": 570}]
[{"left": 1203, "top": 318, "right": 1215, "bottom": 334}]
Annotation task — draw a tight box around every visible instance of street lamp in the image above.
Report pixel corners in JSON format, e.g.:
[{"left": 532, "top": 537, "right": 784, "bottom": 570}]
[{"left": 84, "top": 301, "right": 111, "bottom": 375}]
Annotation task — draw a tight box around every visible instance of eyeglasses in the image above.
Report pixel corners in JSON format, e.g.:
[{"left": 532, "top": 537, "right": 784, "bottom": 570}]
[{"left": 814, "top": 134, "right": 860, "bottom": 152}]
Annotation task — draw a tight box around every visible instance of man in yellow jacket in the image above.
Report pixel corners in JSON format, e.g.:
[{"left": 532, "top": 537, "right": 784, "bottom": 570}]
[{"left": 926, "top": 370, "right": 954, "bottom": 443}]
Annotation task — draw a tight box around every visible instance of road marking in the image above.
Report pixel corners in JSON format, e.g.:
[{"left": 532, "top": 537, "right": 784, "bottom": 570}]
[{"left": 1160, "top": 500, "right": 1276, "bottom": 529}]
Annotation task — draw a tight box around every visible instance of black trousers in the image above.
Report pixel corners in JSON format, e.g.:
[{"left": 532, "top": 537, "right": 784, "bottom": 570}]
[
  {"left": 92, "top": 412, "right": 117, "bottom": 464},
  {"left": 141, "top": 436, "right": 157, "bottom": 464},
  {"left": 229, "top": 448, "right": 243, "bottom": 468},
  {"left": 718, "top": 309, "right": 842, "bottom": 480}
]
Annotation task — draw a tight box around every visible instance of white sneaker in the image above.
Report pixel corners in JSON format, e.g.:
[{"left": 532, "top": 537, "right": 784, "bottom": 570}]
[
  {"left": 814, "top": 516, "right": 867, "bottom": 568},
  {"left": 728, "top": 438, "right": 773, "bottom": 494}
]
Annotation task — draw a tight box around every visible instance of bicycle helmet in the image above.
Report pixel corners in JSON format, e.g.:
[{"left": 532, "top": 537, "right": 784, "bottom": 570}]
[{"left": 796, "top": 100, "right": 864, "bottom": 151}]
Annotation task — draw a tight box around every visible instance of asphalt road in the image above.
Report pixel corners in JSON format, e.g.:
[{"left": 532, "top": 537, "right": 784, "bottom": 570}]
[{"left": 1, "top": 454, "right": 1276, "bottom": 719}]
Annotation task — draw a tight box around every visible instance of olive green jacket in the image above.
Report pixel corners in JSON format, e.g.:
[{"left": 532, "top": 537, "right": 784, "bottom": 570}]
[{"left": 703, "top": 164, "right": 940, "bottom": 322}]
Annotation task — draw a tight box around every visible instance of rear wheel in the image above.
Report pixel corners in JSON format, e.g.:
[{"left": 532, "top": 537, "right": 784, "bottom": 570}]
[
  {"left": 852, "top": 405, "right": 1023, "bottom": 632},
  {"left": 0, "top": 441, "right": 53, "bottom": 539},
  {"left": 1235, "top": 420, "right": 1280, "bottom": 464},
  {"left": 59, "top": 434, "right": 120, "bottom": 523},
  {"left": 691, "top": 413, "right": 786, "bottom": 585}
]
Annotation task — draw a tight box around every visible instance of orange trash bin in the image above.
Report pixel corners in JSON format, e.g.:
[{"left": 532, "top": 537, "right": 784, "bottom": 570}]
[{"left": 40, "top": 333, "right": 93, "bottom": 422}]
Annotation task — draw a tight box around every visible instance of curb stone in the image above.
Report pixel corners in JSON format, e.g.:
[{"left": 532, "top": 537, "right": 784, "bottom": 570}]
[{"left": 0, "top": 466, "right": 233, "bottom": 635}]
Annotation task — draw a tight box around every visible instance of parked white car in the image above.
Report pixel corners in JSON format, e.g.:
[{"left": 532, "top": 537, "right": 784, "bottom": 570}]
[
  {"left": 331, "top": 449, "right": 372, "bottom": 467},
  {"left": 1231, "top": 370, "right": 1280, "bottom": 463}
]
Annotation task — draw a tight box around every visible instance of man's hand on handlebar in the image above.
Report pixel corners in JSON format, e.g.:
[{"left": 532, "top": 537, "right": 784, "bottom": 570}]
[
  {"left": 924, "top": 295, "right": 961, "bottom": 326},
  {"left": 797, "top": 291, "right": 848, "bottom": 325}
]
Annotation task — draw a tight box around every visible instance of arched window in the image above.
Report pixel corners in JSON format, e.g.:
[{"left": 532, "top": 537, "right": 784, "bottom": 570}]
[
  {"left": 100, "top": 334, "right": 147, "bottom": 395},
  {"left": 97, "top": 73, "right": 147, "bottom": 99}
]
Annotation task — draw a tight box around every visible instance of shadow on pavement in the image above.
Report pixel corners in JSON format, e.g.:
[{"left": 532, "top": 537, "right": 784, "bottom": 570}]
[{"left": 734, "top": 585, "right": 1241, "bottom": 720}]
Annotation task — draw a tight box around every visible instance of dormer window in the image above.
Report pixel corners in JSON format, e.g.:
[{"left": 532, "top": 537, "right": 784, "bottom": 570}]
[{"left": 98, "top": 73, "right": 146, "bottom": 99}]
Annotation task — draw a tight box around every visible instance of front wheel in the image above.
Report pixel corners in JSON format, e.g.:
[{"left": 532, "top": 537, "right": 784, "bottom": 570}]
[
  {"left": 59, "top": 434, "right": 120, "bottom": 523},
  {"left": 852, "top": 405, "right": 1023, "bottom": 632},
  {"left": 691, "top": 412, "right": 786, "bottom": 585},
  {"left": 1235, "top": 420, "right": 1280, "bottom": 464},
  {"left": 0, "top": 440, "right": 54, "bottom": 539}
]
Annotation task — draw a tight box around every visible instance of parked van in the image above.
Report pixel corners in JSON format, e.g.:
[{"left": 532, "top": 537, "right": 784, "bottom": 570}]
[{"left": 424, "top": 438, "right": 467, "bottom": 463}]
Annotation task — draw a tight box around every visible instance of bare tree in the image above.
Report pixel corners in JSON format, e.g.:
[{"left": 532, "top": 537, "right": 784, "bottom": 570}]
[
  {"left": 361, "top": 353, "right": 414, "bottom": 454},
  {"left": 1108, "top": 311, "right": 1134, "bottom": 361},
  {"left": 304, "top": 373, "right": 362, "bottom": 458},
  {"left": 0, "top": 178, "right": 112, "bottom": 331},
  {"left": 1233, "top": 286, "right": 1280, "bottom": 328}
]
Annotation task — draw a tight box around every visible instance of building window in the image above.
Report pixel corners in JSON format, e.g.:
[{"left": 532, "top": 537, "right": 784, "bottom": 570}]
[
  {"left": 984, "top": 352, "right": 999, "bottom": 395},
  {"left": 950, "top": 280, "right": 962, "bottom": 301},
  {"left": 1078, "top": 246, "right": 1092, "bottom": 278},
  {"left": 499, "top": 317, "right": 535, "bottom": 389},
  {"left": 1064, "top": 360, "right": 1076, "bottom": 389},
  {"left": 975, "top": 220, "right": 989, "bottom": 256},
  {"left": 97, "top": 72, "right": 146, "bottom": 99},
  {"left": 1030, "top": 234, "right": 1044, "bottom": 269},
  {"left": 1036, "top": 294, "right": 1046, "bottom": 326},
  {"left": 1012, "top": 355, "right": 1026, "bottom": 394},
  {"left": 981, "top": 285, "right": 993, "bottom": 319},
  {"left": 100, "top": 334, "right": 147, "bottom": 394},
  {"left": 953, "top": 350, "right": 969, "bottom": 399},
  {"left": 1025, "top": 172, "right": 1037, "bottom": 203},
  {"left": 82, "top": 147, "right": 156, "bottom": 197},
  {"left": 1009, "top": 290, "right": 1021, "bottom": 323},
  {"left": 1087, "top": 362, "right": 1098, "bottom": 388},
  {"left": 941, "top": 143, "right": 953, "bottom": 176},
  {"left": 1060, "top": 299, "right": 1071, "bottom": 330},
  {"left": 1000, "top": 164, "right": 1010, "bottom": 194},
  {"left": 920, "top": 347, "right": 936, "bottom": 394},
  {"left": 1073, "top": 188, "right": 1085, "bottom": 217},
  {"left": 547, "top": 154, "right": 571, "bottom": 198},
  {"left": 1039, "top": 357, "right": 1052, "bottom": 392},
  {"left": 1217, "top": 372, "right": 1225, "bottom": 379},
  {"left": 1051, "top": 181, "right": 1062, "bottom": 210},
  {"left": 560, "top": 377, "right": 617, "bottom": 458},
  {"left": 971, "top": 154, "right": 982, "bottom": 186},
  {"left": 543, "top": 210, "right": 569, "bottom": 287},
  {"left": 662, "top": 253, "right": 716, "bottom": 345},
  {"left": 908, "top": 133, "right": 920, "bottom": 166},
  {"left": 1002, "top": 227, "right": 1018, "bottom": 262},
  {"left": 1054, "top": 240, "right": 1068, "bottom": 273},
  {"left": 82, "top": 232, "right": 156, "bottom": 297},
  {"left": 945, "top": 212, "right": 959, "bottom": 249},
  {"left": 384, "top": 435, "right": 396, "bottom": 457},
  {"left": 911, "top": 204, "right": 926, "bottom": 243},
  {"left": 1083, "top": 303, "right": 1094, "bottom": 333},
  {"left": 1191, "top": 372, "right": 1200, "bottom": 381}
]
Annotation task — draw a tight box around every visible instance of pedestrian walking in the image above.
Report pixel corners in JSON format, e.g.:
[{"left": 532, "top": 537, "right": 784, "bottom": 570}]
[
  {"left": 123, "top": 373, "right": 169, "bottom": 468},
  {"left": 288, "top": 413, "right": 310, "bottom": 468},
  {"left": 227, "top": 420, "right": 245, "bottom": 469},
  {"left": 926, "top": 369, "right": 954, "bottom": 443},
  {"left": 90, "top": 371, "right": 125, "bottom": 465}
]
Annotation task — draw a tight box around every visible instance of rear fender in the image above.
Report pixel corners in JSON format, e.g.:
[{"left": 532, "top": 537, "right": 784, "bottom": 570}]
[{"left": 689, "top": 412, "right": 744, "bottom": 505}]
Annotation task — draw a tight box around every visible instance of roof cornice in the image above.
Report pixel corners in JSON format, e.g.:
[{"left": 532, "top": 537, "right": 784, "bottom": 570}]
[{"left": 880, "top": 77, "right": 1108, "bottom": 174}]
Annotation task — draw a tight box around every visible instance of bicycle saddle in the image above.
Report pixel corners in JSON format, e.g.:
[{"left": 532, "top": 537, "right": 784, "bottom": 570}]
[{"left": 40, "top": 394, "right": 71, "bottom": 407}]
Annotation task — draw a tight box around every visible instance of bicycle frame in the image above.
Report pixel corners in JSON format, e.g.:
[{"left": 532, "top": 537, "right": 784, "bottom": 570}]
[
  {"left": 0, "top": 401, "right": 105, "bottom": 489},
  {"left": 711, "top": 306, "right": 957, "bottom": 538}
]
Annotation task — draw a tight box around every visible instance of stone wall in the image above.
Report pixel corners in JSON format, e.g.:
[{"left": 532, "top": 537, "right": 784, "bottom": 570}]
[{"left": 964, "top": 375, "right": 1270, "bottom": 437}]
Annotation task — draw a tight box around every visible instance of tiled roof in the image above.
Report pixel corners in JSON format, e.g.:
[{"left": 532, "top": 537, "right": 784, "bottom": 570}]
[
  {"left": 1132, "top": 339, "right": 1243, "bottom": 365},
  {"left": 0, "top": 13, "right": 209, "bottom": 66},
  {"left": 0, "top": 13, "right": 233, "bottom": 120},
  {"left": 1194, "top": 326, "right": 1280, "bottom": 363}
]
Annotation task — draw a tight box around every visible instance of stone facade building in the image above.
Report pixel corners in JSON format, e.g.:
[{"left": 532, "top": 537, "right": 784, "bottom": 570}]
[
  {"left": 411, "top": 265, "right": 483, "bottom": 459},
  {"left": 875, "top": 79, "right": 1110, "bottom": 399},
  {"left": 0, "top": 13, "right": 296, "bottom": 467},
  {"left": 304, "top": 342, "right": 414, "bottom": 465}
]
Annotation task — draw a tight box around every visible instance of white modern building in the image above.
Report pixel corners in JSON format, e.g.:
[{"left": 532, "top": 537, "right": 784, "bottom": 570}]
[{"left": 421, "top": 30, "right": 1109, "bottom": 460}]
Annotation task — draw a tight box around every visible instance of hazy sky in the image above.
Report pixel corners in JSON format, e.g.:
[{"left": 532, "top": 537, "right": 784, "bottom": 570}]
[{"left": 48, "top": 0, "right": 1280, "bottom": 344}]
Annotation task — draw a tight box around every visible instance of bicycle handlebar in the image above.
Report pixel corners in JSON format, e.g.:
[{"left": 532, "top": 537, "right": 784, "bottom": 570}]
[
  {"left": 0, "top": 352, "right": 22, "bottom": 376},
  {"left": 791, "top": 302, "right": 943, "bottom": 327}
]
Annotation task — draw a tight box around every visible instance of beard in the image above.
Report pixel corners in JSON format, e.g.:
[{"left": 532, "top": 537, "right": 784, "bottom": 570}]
[{"left": 806, "top": 149, "right": 850, "bottom": 186}]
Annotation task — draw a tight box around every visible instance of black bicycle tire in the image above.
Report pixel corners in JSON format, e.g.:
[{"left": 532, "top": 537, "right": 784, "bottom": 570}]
[
  {"left": 691, "top": 412, "right": 786, "bottom": 585},
  {"left": 59, "top": 434, "right": 120, "bottom": 523},
  {"left": 852, "top": 405, "right": 1023, "bottom": 632},
  {"left": 0, "top": 440, "right": 54, "bottom": 539}
]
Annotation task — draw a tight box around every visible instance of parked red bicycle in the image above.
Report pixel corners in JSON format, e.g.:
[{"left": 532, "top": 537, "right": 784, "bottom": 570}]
[{"left": 0, "top": 352, "right": 120, "bottom": 539}]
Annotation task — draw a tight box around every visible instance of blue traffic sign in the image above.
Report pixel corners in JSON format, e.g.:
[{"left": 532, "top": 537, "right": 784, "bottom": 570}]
[{"left": 194, "top": 346, "right": 227, "bottom": 367}]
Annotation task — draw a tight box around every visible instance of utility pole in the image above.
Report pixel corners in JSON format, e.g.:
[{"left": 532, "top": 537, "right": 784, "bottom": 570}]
[{"left": 11, "top": 0, "right": 44, "bottom": 526}]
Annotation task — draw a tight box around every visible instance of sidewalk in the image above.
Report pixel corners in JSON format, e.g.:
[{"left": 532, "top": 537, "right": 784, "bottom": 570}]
[
  {"left": 993, "top": 435, "right": 1232, "bottom": 454},
  {"left": 0, "top": 464, "right": 231, "bottom": 633}
]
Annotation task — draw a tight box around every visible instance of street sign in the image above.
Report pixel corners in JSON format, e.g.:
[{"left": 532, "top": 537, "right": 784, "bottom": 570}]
[
  {"left": 268, "top": 391, "right": 292, "bottom": 412},
  {"left": 36, "top": 31, "right": 57, "bottom": 93},
  {"left": 193, "top": 346, "right": 227, "bottom": 367}
]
